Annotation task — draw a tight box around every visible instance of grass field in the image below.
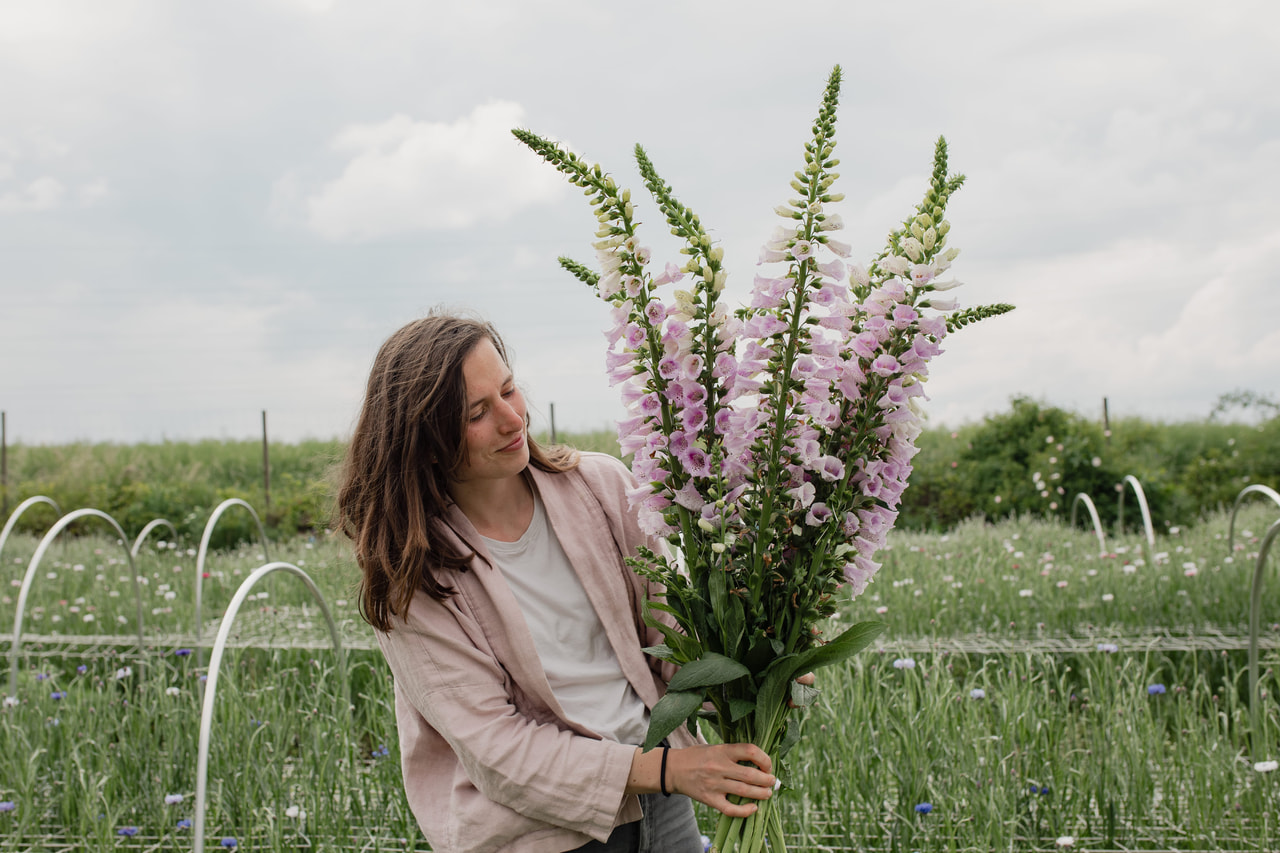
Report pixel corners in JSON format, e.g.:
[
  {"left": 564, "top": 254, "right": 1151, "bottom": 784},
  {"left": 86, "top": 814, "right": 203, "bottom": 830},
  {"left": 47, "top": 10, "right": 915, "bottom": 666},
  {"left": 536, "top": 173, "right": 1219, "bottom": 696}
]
[{"left": 1, "top": 500, "right": 1278, "bottom": 850}]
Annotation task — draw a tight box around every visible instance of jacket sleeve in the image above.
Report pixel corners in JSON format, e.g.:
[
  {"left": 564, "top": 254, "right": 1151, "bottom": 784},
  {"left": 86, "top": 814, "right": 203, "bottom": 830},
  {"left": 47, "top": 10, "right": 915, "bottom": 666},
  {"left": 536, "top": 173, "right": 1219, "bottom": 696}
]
[{"left": 377, "top": 592, "right": 639, "bottom": 841}]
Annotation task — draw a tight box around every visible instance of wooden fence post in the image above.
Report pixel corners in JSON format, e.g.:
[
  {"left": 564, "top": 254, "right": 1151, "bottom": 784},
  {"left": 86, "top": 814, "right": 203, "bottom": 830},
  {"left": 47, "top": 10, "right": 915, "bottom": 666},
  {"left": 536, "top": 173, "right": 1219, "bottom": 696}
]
[{"left": 262, "top": 410, "right": 271, "bottom": 512}]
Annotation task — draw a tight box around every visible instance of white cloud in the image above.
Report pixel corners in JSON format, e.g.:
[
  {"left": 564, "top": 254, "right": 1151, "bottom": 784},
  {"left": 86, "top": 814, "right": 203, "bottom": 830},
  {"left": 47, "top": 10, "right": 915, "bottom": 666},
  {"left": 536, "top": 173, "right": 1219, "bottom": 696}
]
[
  {"left": 299, "top": 100, "right": 567, "bottom": 241},
  {"left": 0, "top": 176, "right": 65, "bottom": 212}
]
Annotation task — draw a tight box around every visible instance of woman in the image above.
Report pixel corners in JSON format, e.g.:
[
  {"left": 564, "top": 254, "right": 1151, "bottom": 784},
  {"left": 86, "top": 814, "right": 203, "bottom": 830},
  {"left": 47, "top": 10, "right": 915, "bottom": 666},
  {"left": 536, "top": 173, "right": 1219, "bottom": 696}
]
[{"left": 337, "top": 312, "right": 776, "bottom": 852}]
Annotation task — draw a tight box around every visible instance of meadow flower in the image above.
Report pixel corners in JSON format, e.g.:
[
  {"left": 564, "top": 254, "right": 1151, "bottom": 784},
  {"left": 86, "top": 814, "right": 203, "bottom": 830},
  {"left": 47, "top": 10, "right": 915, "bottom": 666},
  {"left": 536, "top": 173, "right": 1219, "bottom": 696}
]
[
  {"left": 114, "top": 667, "right": 132, "bottom": 680},
  {"left": 177, "top": 819, "right": 192, "bottom": 829},
  {"left": 165, "top": 793, "right": 183, "bottom": 804},
  {"left": 1254, "top": 760, "right": 1279, "bottom": 772},
  {"left": 1148, "top": 684, "right": 1166, "bottom": 695},
  {"left": 970, "top": 688, "right": 985, "bottom": 699},
  {"left": 221, "top": 838, "right": 238, "bottom": 848},
  {"left": 0, "top": 801, "right": 15, "bottom": 813},
  {"left": 914, "top": 802, "right": 933, "bottom": 814},
  {"left": 1101, "top": 593, "right": 1115, "bottom": 602},
  {"left": 3, "top": 696, "right": 19, "bottom": 708},
  {"left": 285, "top": 805, "right": 306, "bottom": 818},
  {"left": 173, "top": 648, "right": 192, "bottom": 657},
  {"left": 118, "top": 827, "right": 139, "bottom": 837},
  {"left": 1056, "top": 837, "right": 1075, "bottom": 848},
  {"left": 50, "top": 691, "right": 66, "bottom": 701},
  {"left": 1097, "top": 643, "right": 1119, "bottom": 653},
  {"left": 893, "top": 658, "right": 916, "bottom": 670}
]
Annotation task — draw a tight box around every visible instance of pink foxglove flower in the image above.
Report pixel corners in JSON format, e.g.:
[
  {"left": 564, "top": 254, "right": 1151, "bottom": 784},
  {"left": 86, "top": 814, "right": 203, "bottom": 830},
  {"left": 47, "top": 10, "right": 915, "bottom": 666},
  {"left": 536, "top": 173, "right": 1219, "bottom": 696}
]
[{"left": 516, "top": 65, "right": 1011, "bottom": 853}]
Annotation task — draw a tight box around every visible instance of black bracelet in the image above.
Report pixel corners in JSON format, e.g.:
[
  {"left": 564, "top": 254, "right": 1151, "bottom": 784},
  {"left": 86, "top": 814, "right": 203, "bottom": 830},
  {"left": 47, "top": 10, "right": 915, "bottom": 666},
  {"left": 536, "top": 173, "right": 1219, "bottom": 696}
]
[{"left": 659, "top": 745, "right": 671, "bottom": 797}]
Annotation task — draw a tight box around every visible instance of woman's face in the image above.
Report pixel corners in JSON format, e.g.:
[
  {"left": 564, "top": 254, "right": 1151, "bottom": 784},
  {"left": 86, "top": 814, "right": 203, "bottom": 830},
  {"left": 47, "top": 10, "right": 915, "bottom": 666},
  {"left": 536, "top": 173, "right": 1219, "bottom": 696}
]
[{"left": 451, "top": 338, "right": 529, "bottom": 487}]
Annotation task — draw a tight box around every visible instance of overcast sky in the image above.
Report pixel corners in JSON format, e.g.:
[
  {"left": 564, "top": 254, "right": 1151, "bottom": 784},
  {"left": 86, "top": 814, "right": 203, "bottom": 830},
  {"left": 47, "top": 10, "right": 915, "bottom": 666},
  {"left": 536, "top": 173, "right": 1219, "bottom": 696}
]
[{"left": 2, "top": 0, "right": 1277, "bottom": 444}]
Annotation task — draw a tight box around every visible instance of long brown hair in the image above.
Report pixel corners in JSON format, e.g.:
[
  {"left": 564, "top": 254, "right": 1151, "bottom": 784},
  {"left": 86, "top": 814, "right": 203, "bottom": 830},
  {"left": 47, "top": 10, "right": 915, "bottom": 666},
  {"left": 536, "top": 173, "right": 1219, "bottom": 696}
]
[{"left": 337, "top": 311, "right": 577, "bottom": 631}]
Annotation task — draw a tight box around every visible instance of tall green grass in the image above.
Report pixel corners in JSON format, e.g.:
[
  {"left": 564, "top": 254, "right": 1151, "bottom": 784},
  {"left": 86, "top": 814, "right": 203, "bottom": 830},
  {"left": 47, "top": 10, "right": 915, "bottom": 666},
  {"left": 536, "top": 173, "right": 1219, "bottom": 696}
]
[{"left": 2, "top": 500, "right": 1278, "bottom": 850}]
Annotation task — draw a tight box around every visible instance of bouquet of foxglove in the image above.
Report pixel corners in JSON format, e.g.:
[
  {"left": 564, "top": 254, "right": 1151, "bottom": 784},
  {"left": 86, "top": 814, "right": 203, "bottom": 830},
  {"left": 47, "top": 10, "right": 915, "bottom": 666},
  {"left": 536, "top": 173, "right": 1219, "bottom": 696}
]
[{"left": 515, "top": 66, "right": 1011, "bottom": 853}]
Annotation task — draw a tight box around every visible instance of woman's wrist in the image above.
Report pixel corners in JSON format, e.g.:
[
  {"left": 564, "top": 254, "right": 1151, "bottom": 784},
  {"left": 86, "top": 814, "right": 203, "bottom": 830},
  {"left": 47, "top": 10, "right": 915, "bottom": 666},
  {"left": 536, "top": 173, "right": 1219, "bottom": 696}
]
[{"left": 625, "top": 745, "right": 674, "bottom": 796}]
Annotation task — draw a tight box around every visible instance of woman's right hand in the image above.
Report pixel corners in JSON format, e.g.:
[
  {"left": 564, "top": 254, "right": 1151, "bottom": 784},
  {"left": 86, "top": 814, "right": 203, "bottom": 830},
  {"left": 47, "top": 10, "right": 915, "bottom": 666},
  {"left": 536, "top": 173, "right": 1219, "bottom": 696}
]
[{"left": 664, "top": 743, "right": 776, "bottom": 818}]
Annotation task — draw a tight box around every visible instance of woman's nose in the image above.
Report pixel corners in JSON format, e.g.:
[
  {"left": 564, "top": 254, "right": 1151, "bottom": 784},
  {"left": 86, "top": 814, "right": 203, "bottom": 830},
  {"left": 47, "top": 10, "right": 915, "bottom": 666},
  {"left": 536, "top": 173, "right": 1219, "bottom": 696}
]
[{"left": 499, "top": 397, "right": 524, "bottom": 431}]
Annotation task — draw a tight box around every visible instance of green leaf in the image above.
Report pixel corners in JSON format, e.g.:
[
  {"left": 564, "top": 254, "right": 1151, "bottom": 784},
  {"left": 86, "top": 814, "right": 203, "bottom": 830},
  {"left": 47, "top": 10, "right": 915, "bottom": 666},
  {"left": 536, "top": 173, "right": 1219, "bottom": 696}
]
[
  {"left": 668, "top": 653, "right": 751, "bottom": 692},
  {"left": 791, "top": 620, "right": 886, "bottom": 674},
  {"left": 752, "top": 653, "right": 798, "bottom": 738},
  {"left": 641, "top": 611, "right": 700, "bottom": 661},
  {"left": 728, "top": 698, "right": 756, "bottom": 722},
  {"left": 643, "top": 690, "right": 704, "bottom": 752},
  {"left": 776, "top": 716, "right": 803, "bottom": 760},
  {"left": 642, "top": 644, "right": 678, "bottom": 663}
]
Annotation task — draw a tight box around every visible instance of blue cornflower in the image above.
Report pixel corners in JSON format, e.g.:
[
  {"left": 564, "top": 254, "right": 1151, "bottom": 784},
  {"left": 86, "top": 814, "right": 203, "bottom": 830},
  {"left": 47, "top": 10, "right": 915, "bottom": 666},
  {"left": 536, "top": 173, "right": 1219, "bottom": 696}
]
[
  {"left": 1147, "top": 683, "right": 1167, "bottom": 695},
  {"left": 1029, "top": 784, "right": 1040, "bottom": 794},
  {"left": 173, "top": 648, "right": 192, "bottom": 657},
  {"left": 221, "top": 837, "right": 238, "bottom": 848},
  {"left": 373, "top": 744, "right": 390, "bottom": 758},
  {"left": 51, "top": 691, "right": 66, "bottom": 701},
  {"left": 76, "top": 665, "right": 88, "bottom": 675},
  {"left": 35, "top": 673, "right": 49, "bottom": 682},
  {"left": 177, "top": 819, "right": 192, "bottom": 830},
  {"left": 118, "top": 827, "right": 139, "bottom": 837},
  {"left": 0, "top": 801, "right": 16, "bottom": 813},
  {"left": 1040, "top": 786, "right": 1051, "bottom": 797},
  {"left": 914, "top": 802, "right": 933, "bottom": 814}
]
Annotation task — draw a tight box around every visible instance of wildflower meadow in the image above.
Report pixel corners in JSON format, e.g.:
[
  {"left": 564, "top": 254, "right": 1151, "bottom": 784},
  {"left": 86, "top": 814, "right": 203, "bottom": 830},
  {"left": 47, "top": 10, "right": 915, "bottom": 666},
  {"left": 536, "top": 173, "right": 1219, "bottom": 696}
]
[{"left": 0, "top": 480, "right": 1276, "bottom": 850}]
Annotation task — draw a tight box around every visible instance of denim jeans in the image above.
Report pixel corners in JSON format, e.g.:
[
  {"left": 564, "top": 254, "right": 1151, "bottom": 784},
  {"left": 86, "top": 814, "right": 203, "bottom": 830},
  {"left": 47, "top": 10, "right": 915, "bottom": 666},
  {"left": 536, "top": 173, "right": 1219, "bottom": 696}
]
[{"left": 567, "top": 793, "right": 704, "bottom": 852}]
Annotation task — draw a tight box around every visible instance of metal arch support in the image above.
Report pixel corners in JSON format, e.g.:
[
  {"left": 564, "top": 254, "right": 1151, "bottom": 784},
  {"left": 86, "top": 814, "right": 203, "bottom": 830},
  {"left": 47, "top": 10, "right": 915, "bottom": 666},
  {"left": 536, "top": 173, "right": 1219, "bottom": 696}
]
[
  {"left": 192, "top": 561, "right": 350, "bottom": 853},
  {"left": 7, "top": 508, "right": 144, "bottom": 701},
  {"left": 1069, "top": 492, "right": 1107, "bottom": 556},
  {"left": 1115, "top": 474, "right": 1156, "bottom": 549},
  {"left": 130, "top": 518, "right": 179, "bottom": 560},
  {"left": 0, "top": 496, "right": 62, "bottom": 567},
  {"left": 193, "top": 499, "right": 270, "bottom": 662},
  {"left": 1248, "top": 516, "right": 1280, "bottom": 753},
  {"left": 1229, "top": 484, "right": 1280, "bottom": 557}
]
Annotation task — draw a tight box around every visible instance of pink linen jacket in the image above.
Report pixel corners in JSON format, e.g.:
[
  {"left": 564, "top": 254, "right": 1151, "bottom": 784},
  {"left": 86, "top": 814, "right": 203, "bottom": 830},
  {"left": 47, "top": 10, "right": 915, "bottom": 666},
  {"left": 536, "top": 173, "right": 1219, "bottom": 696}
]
[{"left": 374, "top": 452, "right": 699, "bottom": 853}]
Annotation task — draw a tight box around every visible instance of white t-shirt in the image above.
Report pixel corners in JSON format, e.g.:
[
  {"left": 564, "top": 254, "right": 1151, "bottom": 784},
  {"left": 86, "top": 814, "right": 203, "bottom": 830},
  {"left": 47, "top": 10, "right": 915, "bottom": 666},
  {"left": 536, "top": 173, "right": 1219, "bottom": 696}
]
[{"left": 480, "top": 493, "right": 650, "bottom": 746}]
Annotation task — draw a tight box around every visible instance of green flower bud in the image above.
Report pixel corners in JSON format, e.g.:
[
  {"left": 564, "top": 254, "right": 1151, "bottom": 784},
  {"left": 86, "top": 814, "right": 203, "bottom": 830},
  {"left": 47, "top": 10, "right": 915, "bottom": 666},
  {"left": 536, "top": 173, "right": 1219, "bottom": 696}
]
[
  {"left": 938, "top": 220, "right": 951, "bottom": 236},
  {"left": 823, "top": 192, "right": 846, "bottom": 203},
  {"left": 910, "top": 221, "right": 924, "bottom": 240},
  {"left": 621, "top": 188, "right": 631, "bottom": 203},
  {"left": 916, "top": 213, "right": 934, "bottom": 229},
  {"left": 709, "top": 246, "right": 724, "bottom": 263},
  {"left": 790, "top": 179, "right": 806, "bottom": 192},
  {"left": 923, "top": 227, "right": 937, "bottom": 251}
]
